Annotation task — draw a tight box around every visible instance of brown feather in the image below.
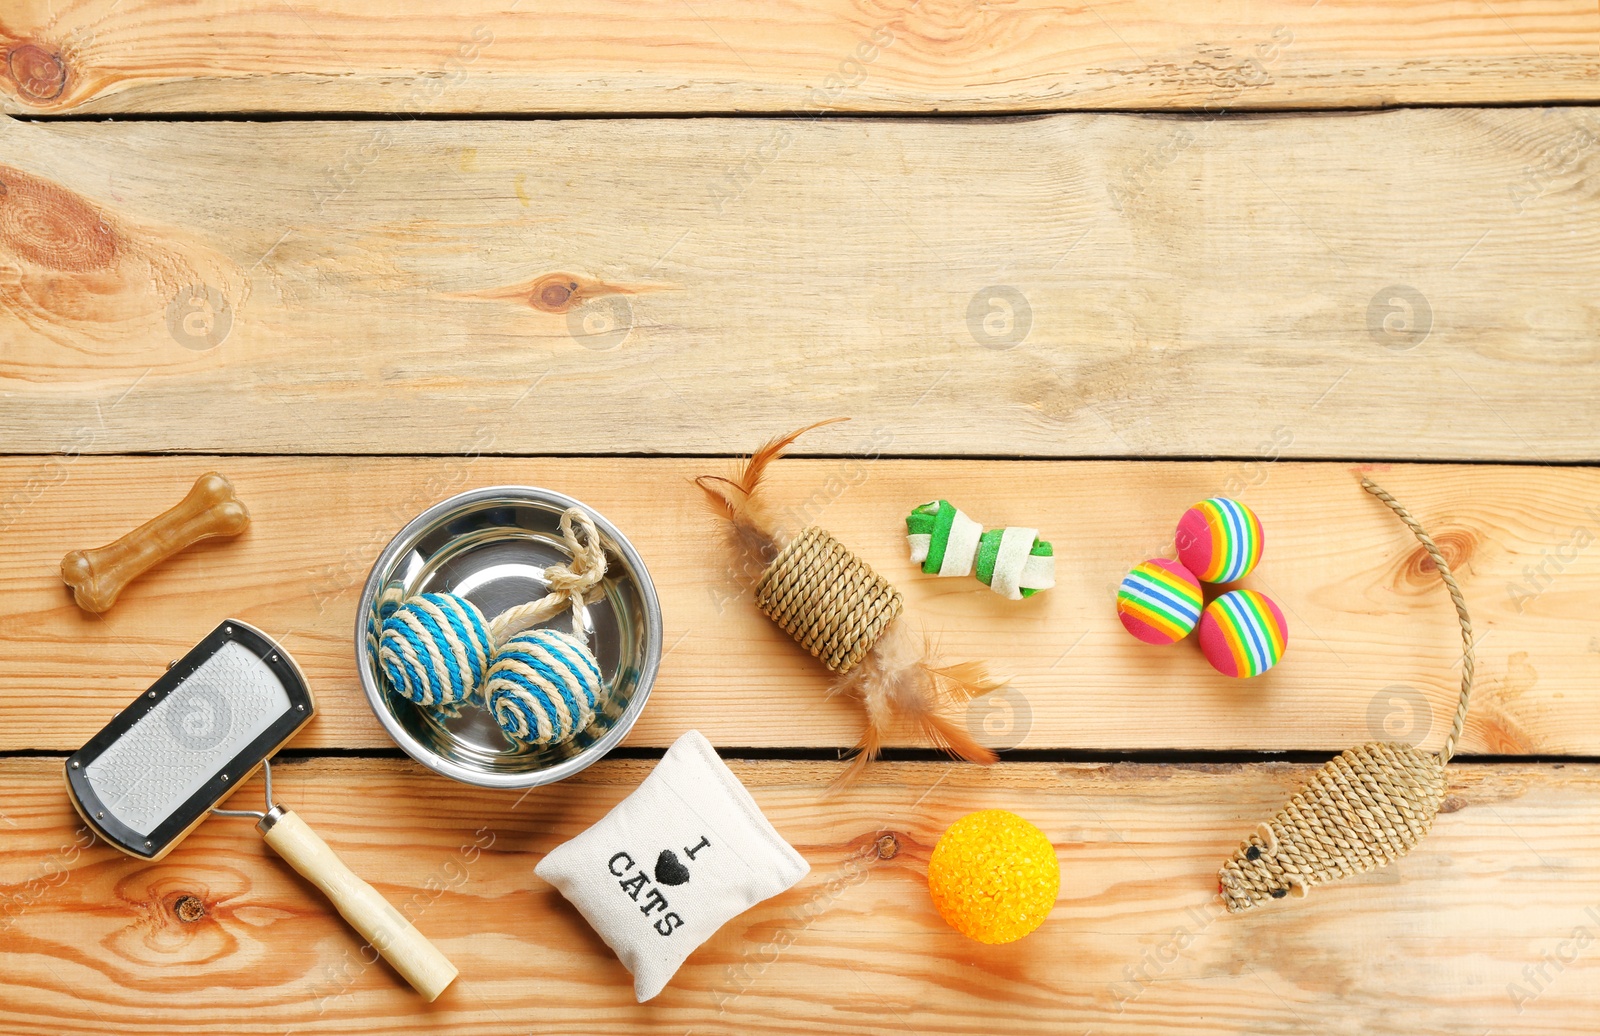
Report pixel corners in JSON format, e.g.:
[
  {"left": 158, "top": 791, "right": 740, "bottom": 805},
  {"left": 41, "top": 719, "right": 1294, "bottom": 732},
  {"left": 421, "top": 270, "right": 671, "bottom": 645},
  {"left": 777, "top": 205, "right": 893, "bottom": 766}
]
[
  {"left": 727, "top": 416, "right": 849, "bottom": 534},
  {"left": 694, "top": 417, "right": 848, "bottom": 584},
  {"left": 737, "top": 418, "right": 849, "bottom": 491},
  {"left": 694, "top": 477, "right": 780, "bottom": 585},
  {"left": 917, "top": 709, "right": 1000, "bottom": 767},
  {"left": 923, "top": 660, "right": 1007, "bottom": 700},
  {"left": 693, "top": 474, "right": 747, "bottom": 523},
  {"left": 833, "top": 720, "right": 883, "bottom": 790},
  {"left": 827, "top": 623, "right": 1001, "bottom": 791}
]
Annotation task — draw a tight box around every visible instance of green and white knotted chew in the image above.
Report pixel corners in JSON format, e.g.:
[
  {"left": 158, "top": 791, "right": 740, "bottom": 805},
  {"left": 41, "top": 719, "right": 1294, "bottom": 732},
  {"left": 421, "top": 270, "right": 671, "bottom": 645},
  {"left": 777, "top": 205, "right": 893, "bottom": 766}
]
[{"left": 905, "top": 500, "right": 1055, "bottom": 600}]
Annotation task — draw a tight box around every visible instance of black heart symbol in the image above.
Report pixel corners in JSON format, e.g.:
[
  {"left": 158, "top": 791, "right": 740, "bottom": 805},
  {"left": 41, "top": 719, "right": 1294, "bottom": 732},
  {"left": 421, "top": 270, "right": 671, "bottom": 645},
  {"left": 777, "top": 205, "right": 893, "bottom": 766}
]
[{"left": 654, "top": 849, "right": 690, "bottom": 886}]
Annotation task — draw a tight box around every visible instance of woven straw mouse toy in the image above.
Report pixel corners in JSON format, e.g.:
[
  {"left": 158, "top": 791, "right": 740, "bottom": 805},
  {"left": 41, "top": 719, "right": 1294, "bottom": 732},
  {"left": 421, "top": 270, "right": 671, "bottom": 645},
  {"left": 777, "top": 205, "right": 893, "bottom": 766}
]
[{"left": 1219, "top": 478, "right": 1474, "bottom": 912}]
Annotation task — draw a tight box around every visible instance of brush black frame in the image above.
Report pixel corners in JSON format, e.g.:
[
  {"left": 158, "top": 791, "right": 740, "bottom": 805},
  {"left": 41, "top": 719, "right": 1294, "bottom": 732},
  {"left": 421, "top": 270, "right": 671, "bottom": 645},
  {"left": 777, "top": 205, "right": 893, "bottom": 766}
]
[{"left": 65, "top": 619, "right": 313, "bottom": 860}]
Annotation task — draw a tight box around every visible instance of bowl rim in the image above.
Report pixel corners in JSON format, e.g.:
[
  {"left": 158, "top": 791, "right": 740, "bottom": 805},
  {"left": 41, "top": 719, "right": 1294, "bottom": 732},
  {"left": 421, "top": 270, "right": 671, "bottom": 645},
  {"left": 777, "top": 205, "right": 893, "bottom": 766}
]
[{"left": 354, "top": 484, "right": 663, "bottom": 789}]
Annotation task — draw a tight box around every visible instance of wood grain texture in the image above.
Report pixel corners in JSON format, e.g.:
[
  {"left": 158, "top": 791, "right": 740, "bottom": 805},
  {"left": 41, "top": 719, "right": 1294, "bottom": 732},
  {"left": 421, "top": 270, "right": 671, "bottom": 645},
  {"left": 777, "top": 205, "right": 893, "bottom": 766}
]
[
  {"left": 0, "top": 0, "right": 1597, "bottom": 114},
  {"left": 4, "top": 455, "right": 1597, "bottom": 755},
  {"left": 3, "top": 755, "right": 1598, "bottom": 1034},
  {"left": 1, "top": 110, "right": 1598, "bottom": 460}
]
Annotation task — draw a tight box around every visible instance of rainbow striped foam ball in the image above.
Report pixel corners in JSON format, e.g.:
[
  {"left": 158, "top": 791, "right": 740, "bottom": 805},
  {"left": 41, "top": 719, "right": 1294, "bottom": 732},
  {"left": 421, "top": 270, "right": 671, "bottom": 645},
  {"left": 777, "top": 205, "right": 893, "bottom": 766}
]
[
  {"left": 484, "top": 628, "right": 605, "bottom": 746},
  {"left": 1198, "top": 590, "right": 1288, "bottom": 678},
  {"left": 1117, "top": 559, "right": 1203, "bottom": 645},
  {"left": 1175, "top": 497, "right": 1264, "bottom": 584}
]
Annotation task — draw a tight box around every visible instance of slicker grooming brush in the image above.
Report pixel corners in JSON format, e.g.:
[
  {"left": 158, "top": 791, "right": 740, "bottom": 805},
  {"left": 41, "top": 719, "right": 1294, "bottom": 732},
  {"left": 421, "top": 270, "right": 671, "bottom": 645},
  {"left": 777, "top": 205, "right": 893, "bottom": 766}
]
[
  {"left": 1218, "top": 479, "right": 1473, "bottom": 913},
  {"left": 66, "top": 619, "right": 458, "bottom": 1000}
]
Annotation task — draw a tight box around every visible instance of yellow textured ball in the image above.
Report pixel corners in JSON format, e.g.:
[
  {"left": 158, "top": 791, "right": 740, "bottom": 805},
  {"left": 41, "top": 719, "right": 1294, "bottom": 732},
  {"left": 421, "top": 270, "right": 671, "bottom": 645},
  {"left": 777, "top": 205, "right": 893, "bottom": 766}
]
[{"left": 927, "top": 809, "right": 1059, "bottom": 944}]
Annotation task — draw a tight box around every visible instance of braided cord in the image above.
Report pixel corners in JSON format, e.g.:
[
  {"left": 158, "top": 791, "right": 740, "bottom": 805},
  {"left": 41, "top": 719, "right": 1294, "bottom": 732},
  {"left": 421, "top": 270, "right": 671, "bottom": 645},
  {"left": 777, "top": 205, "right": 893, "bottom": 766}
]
[
  {"left": 488, "top": 508, "right": 608, "bottom": 642},
  {"left": 1360, "top": 478, "right": 1474, "bottom": 764}
]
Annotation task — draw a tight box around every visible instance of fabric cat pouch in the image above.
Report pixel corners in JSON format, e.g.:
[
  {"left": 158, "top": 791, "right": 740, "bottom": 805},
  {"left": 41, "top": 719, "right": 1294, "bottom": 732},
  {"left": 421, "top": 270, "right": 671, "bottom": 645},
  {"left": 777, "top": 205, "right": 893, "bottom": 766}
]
[{"left": 535, "top": 729, "right": 810, "bottom": 1001}]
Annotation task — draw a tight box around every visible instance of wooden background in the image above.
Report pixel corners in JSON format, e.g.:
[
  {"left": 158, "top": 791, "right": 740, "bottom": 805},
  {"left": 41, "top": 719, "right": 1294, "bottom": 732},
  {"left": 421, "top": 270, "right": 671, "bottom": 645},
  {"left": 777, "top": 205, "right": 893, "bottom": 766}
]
[{"left": 2, "top": 2, "right": 1598, "bottom": 1032}]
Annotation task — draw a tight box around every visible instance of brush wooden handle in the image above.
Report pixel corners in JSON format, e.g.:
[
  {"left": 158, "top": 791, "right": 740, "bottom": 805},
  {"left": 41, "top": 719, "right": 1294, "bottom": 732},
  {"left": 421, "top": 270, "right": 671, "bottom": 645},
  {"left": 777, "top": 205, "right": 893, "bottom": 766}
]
[
  {"left": 260, "top": 809, "right": 458, "bottom": 1001},
  {"left": 61, "top": 472, "right": 249, "bottom": 613}
]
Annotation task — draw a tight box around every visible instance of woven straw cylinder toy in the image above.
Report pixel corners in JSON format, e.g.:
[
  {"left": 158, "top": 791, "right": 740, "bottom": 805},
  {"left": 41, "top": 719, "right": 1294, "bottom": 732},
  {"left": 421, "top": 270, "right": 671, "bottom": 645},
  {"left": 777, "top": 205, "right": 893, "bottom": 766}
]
[
  {"left": 698, "top": 420, "right": 1005, "bottom": 784},
  {"left": 754, "top": 526, "right": 904, "bottom": 674},
  {"left": 1219, "top": 478, "right": 1472, "bottom": 913}
]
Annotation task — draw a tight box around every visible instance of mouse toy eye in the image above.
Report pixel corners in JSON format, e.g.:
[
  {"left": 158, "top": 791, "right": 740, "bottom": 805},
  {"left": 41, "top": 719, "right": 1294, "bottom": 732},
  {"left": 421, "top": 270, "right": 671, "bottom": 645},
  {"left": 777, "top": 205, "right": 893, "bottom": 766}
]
[
  {"left": 1245, "top": 845, "right": 1262, "bottom": 861},
  {"left": 1269, "top": 887, "right": 1287, "bottom": 899}
]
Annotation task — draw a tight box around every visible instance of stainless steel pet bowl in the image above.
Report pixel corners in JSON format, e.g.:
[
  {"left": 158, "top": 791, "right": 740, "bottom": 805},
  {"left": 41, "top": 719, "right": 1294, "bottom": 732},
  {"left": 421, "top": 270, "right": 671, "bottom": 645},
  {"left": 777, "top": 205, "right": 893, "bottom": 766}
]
[{"left": 355, "top": 486, "right": 662, "bottom": 789}]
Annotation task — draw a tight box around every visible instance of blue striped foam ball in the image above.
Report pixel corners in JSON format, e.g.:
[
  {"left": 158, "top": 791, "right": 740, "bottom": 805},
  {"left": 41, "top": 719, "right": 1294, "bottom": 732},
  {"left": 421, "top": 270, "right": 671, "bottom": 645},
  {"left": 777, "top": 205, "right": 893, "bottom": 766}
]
[
  {"left": 484, "top": 628, "right": 604, "bottom": 747},
  {"left": 378, "top": 593, "right": 494, "bottom": 707}
]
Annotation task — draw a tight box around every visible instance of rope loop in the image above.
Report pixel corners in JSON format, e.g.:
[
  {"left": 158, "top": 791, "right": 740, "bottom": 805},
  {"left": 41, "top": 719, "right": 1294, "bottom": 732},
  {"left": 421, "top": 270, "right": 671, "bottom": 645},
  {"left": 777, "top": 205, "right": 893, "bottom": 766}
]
[
  {"left": 1360, "top": 478, "right": 1475, "bottom": 764},
  {"left": 489, "top": 507, "right": 609, "bottom": 642}
]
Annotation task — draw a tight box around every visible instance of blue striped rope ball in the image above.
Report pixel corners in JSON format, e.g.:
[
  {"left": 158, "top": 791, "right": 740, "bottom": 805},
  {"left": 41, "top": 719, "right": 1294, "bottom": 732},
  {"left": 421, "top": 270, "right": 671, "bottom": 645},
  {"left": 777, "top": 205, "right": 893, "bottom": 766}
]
[
  {"left": 378, "top": 593, "right": 494, "bottom": 708},
  {"left": 484, "top": 628, "right": 604, "bottom": 746},
  {"left": 365, "top": 585, "right": 406, "bottom": 663}
]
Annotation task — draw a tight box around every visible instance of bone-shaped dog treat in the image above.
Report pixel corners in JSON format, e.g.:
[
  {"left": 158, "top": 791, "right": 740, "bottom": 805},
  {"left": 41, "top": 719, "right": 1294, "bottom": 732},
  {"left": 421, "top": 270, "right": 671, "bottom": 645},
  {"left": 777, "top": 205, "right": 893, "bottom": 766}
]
[{"left": 61, "top": 473, "right": 250, "bottom": 613}]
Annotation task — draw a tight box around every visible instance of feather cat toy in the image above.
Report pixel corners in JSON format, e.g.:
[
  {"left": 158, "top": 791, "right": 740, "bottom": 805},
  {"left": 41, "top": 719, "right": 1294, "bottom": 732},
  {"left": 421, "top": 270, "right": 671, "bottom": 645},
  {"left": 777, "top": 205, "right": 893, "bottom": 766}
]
[{"left": 697, "top": 420, "right": 1005, "bottom": 784}]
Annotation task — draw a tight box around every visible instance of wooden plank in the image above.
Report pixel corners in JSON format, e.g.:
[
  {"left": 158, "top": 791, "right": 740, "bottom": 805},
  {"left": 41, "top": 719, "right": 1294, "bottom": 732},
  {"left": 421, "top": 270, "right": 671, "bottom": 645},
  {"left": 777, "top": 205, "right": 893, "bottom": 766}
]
[
  {"left": 4, "top": 455, "right": 1596, "bottom": 756},
  {"left": 1, "top": 0, "right": 1597, "bottom": 114},
  {"left": 2, "top": 755, "right": 1597, "bottom": 1034},
  {"left": 2, "top": 110, "right": 1598, "bottom": 460}
]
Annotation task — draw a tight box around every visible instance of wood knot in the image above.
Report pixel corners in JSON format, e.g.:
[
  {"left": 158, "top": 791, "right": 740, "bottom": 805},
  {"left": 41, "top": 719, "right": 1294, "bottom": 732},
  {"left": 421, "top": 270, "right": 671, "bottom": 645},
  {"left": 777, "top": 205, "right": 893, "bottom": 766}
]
[
  {"left": 524, "top": 272, "right": 642, "bottom": 314},
  {"left": 462, "top": 271, "right": 651, "bottom": 321},
  {"left": 7, "top": 44, "right": 67, "bottom": 102},
  {"left": 1438, "top": 796, "right": 1469, "bottom": 815},
  {"left": 0, "top": 166, "right": 117, "bottom": 272},
  {"left": 1400, "top": 527, "right": 1475, "bottom": 592},
  {"left": 172, "top": 894, "right": 206, "bottom": 923},
  {"left": 529, "top": 274, "right": 581, "bottom": 313},
  {"left": 874, "top": 833, "right": 901, "bottom": 860}
]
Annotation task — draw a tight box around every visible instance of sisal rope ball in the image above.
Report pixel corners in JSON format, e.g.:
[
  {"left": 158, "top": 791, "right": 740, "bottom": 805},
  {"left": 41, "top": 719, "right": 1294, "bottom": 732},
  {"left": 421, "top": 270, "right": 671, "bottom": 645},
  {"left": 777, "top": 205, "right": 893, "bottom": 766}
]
[
  {"left": 378, "top": 592, "right": 495, "bottom": 707},
  {"left": 484, "top": 628, "right": 605, "bottom": 746},
  {"left": 373, "top": 507, "right": 611, "bottom": 747}
]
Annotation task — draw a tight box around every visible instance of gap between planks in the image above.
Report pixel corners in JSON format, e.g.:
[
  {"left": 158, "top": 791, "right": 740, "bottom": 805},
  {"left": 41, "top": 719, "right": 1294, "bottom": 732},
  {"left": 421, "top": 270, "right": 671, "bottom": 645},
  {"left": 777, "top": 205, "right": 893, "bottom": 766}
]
[
  {"left": 2, "top": 450, "right": 1597, "bottom": 468},
  {"left": 16, "top": 99, "right": 1600, "bottom": 122}
]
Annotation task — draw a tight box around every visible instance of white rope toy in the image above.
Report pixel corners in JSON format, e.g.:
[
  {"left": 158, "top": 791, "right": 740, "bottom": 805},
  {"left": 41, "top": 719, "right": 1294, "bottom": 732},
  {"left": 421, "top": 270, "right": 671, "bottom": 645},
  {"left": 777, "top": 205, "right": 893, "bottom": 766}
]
[{"left": 905, "top": 499, "right": 1055, "bottom": 600}]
